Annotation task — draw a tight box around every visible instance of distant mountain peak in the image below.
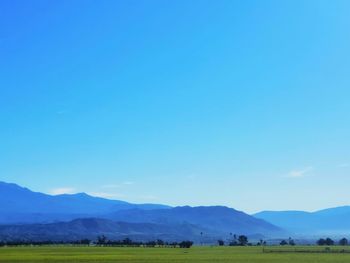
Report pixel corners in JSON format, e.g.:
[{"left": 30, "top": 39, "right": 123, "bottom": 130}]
[
  {"left": 0, "top": 181, "right": 283, "bottom": 240},
  {"left": 0, "top": 181, "right": 25, "bottom": 189},
  {"left": 0, "top": 181, "right": 170, "bottom": 224}
]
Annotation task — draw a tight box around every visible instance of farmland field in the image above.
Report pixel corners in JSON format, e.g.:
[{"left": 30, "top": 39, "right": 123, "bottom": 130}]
[{"left": 1, "top": 246, "right": 350, "bottom": 263}]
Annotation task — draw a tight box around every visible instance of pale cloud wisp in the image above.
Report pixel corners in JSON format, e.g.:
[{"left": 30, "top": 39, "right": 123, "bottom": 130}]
[{"left": 286, "top": 167, "right": 313, "bottom": 178}]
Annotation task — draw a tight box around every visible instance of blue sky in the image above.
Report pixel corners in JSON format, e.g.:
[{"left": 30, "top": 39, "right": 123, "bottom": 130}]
[{"left": 1, "top": 0, "right": 350, "bottom": 213}]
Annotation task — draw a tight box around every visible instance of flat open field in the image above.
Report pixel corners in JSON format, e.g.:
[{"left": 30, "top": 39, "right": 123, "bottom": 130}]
[{"left": 1, "top": 246, "right": 350, "bottom": 263}]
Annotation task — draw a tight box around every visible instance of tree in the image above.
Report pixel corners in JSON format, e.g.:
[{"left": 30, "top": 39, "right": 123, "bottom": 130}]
[
  {"left": 339, "top": 238, "right": 348, "bottom": 246},
  {"left": 238, "top": 235, "right": 248, "bottom": 246},
  {"left": 325, "top": 238, "right": 334, "bottom": 246},
  {"left": 317, "top": 238, "right": 326, "bottom": 246},
  {"left": 179, "top": 241, "right": 193, "bottom": 248},
  {"left": 280, "top": 240, "right": 288, "bottom": 246},
  {"left": 80, "top": 239, "right": 91, "bottom": 245},
  {"left": 156, "top": 239, "right": 165, "bottom": 246},
  {"left": 122, "top": 238, "right": 132, "bottom": 246},
  {"left": 228, "top": 233, "right": 238, "bottom": 246},
  {"left": 97, "top": 235, "right": 107, "bottom": 245},
  {"left": 233, "top": 234, "right": 237, "bottom": 242},
  {"left": 288, "top": 237, "right": 296, "bottom": 246},
  {"left": 169, "top": 242, "right": 178, "bottom": 248},
  {"left": 217, "top": 240, "right": 225, "bottom": 246},
  {"left": 145, "top": 241, "right": 156, "bottom": 247},
  {"left": 258, "top": 239, "right": 266, "bottom": 246}
]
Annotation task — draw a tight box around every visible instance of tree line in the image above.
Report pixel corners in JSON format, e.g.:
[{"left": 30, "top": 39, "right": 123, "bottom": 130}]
[
  {"left": 0, "top": 236, "right": 193, "bottom": 248},
  {"left": 217, "top": 235, "right": 291, "bottom": 247},
  {"left": 317, "top": 237, "right": 348, "bottom": 246},
  {"left": 1, "top": 235, "right": 349, "bottom": 247},
  {"left": 217, "top": 235, "right": 251, "bottom": 246},
  {"left": 216, "top": 235, "right": 350, "bottom": 247},
  {"left": 96, "top": 236, "right": 193, "bottom": 248}
]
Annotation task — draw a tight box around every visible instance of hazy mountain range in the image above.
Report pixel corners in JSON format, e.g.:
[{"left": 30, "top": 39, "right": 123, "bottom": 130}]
[
  {"left": 0, "top": 182, "right": 280, "bottom": 241},
  {"left": 255, "top": 207, "right": 350, "bottom": 237},
  {"left": 1, "top": 181, "right": 350, "bottom": 241},
  {"left": 0, "top": 182, "right": 169, "bottom": 224}
]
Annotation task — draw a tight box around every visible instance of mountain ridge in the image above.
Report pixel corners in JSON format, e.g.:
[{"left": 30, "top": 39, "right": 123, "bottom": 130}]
[
  {"left": 0, "top": 181, "right": 284, "bottom": 240},
  {"left": 0, "top": 181, "right": 170, "bottom": 224},
  {"left": 254, "top": 206, "right": 350, "bottom": 236}
]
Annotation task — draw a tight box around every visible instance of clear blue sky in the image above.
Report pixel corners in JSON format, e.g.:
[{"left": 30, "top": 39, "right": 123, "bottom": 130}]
[{"left": 1, "top": 0, "right": 350, "bottom": 213}]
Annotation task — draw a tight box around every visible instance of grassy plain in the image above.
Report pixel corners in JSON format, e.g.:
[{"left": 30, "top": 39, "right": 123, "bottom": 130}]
[{"left": 1, "top": 246, "right": 350, "bottom": 263}]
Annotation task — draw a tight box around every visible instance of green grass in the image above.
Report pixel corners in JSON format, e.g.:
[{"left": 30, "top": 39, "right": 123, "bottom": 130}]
[{"left": 1, "top": 246, "right": 350, "bottom": 262}]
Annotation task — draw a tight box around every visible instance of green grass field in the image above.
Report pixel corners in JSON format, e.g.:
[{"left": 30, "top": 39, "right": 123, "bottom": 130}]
[{"left": 1, "top": 246, "right": 350, "bottom": 263}]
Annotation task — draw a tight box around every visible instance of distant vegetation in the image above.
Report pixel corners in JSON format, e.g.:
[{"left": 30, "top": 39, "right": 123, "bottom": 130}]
[
  {"left": 0, "top": 237, "right": 194, "bottom": 248},
  {"left": 317, "top": 237, "right": 349, "bottom": 246},
  {"left": 3, "top": 235, "right": 350, "bottom": 249},
  {"left": 279, "top": 237, "right": 295, "bottom": 246},
  {"left": 217, "top": 235, "right": 250, "bottom": 246}
]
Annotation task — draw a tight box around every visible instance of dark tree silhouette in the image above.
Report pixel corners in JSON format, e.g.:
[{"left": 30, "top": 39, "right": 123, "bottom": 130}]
[
  {"left": 280, "top": 240, "right": 288, "bottom": 246},
  {"left": 179, "top": 241, "right": 193, "bottom": 248},
  {"left": 317, "top": 238, "right": 326, "bottom": 246},
  {"left": 97, "top": 235, "right": 107, "bottom": 245},
  {"left": 318, "top": 237, "right": 334, "bottom": 246},
  {"left": 156, "top": 239, "right": 165, "bottom": 246},
  {"left": 217, "top": 240, "right": 225, "bottom": 246},
  {"left": 238, "top": 235, "right": 248, "bottom": 246},
  {"left": 325, "top": 238, "right": 334, "bottom": 246},
  {"left": 288, "top": 237, "right": 296, "bottom": 246},
  {"left": 339, "top": 238, "right": 348, "bottom": 246},
  {"left": 122, "top": 238, "right": 132, "bottom": 245},
  {"left": 80, "top": 239, "right": 91, "bottom": 245}
]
